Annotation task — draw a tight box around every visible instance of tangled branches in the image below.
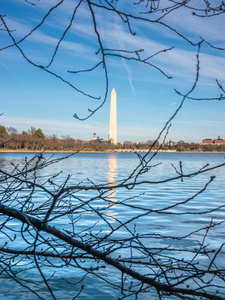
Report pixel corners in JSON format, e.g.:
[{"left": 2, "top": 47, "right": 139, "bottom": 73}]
[
  {"left": 0, "top": 152, "right": 225, "bottom": 299},
  {"left": 0, "top": 1, "right": 225, "bottom": 299},
  {"left": 0, "top": 0, "right": 224, "bottom": 120}
]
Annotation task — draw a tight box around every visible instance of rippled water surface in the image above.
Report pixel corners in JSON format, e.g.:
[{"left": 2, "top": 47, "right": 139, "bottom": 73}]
[{"left": 0, "top": 152, "right": 225, "bottom": 299}]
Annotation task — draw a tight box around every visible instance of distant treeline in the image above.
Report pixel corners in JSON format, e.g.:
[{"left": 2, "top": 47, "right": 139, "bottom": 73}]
[{"left": 0, "top": 125, "right": 225, "bottom": 152}]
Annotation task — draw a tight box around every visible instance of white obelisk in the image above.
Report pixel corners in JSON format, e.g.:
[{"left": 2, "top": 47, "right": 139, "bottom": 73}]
[{"left": 109, "top": 88, "right": 117, "bottom": 144}]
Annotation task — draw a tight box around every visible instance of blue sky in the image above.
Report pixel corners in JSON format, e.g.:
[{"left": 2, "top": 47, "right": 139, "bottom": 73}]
[{"left": 0, "top": 0, "right": 225, "bottom": 143}]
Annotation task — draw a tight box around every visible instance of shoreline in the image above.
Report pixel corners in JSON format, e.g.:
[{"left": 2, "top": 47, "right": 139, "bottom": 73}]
[{"left": 0, "top": 149, "right": 224, "bottom": 154}]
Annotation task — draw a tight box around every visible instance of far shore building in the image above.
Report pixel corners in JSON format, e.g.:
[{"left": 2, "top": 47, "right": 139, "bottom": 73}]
[
  {"left": 93, "top": 133, "right": 97, "bottom": 141},
  {"left": 202, "top": 136, "right": 225, "bottom": 145},
  {"left": 92, "top": 133, "right": 105, "bottom": 143}
]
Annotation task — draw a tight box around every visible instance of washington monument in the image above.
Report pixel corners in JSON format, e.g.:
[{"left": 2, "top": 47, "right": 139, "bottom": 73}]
[{"left": 109, "top": 88, "right": 117, "bottom": 144}]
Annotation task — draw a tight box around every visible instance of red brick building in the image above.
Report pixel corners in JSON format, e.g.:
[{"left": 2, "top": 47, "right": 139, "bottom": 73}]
[
  {"left": 202, "top": 136, "right": 225, "bottom": 144},
  {"left": 202, "top": 139, "right": 213, "bottom": 144}
]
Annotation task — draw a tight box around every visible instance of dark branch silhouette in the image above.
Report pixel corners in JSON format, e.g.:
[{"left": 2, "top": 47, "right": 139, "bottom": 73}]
[{"left": 0, "top": 1, "right": 225, "bottom": 299}]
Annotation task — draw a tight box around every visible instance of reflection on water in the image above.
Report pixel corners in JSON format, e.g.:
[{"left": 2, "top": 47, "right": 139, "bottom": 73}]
[
  {"left": 0, "top": 152, "right": 225, "bottom": 299},
  {"left": 107, "top": 154, "right": 118, "bottom": 223}
]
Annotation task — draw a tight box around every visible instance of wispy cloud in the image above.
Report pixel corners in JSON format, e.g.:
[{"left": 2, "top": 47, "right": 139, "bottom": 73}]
[
  {"left": 4, "top": 18, "right": 91, "bottom": 55},
  {"left": 4, "top": 3, "right": 225, "bottom": 83},
  {"left": 94, "top": 7, "right": 225, "bottom": 83},
  {"left": 121, "top": 59, "right": 136, "bottom": 97},
  {"left": 0, "top": 60, "right": 30, "bottom": 89},
  {"left": 111, "top": 4, "right": 137, "bottom": 97}
]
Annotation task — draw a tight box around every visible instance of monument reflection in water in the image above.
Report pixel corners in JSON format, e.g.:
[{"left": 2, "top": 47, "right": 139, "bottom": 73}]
[{"left": 107, "top": 154, "right": 118, "bottom": 223}]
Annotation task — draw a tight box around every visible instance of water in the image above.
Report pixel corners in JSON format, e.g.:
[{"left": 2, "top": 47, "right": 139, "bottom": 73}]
[{"left": 0, "top": 152, "right": 225, "bottom": 299}]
